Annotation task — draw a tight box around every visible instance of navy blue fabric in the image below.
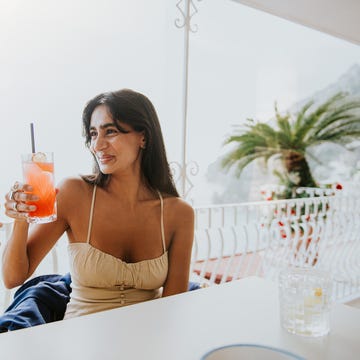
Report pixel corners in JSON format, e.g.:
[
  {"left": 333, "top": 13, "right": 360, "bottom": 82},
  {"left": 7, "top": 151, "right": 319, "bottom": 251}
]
[
  {"left": 0, "top": 273, "right": 71, "bottom": 332},
  {"left": 188, "top": 281, "right": 201, "bottom": 291},
  {"left": 0, "top": 273, "right": 200, "bottom": 332}
]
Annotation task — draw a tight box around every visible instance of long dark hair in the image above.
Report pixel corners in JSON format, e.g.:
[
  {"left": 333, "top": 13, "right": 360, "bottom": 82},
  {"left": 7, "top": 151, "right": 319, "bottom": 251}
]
[{"left": 81, "top": 88, "right": 179, "bottom": 197}]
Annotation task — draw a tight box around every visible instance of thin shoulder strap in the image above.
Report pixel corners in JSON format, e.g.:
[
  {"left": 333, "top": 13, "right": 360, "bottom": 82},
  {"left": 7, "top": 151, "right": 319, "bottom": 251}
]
[
  {"left": 157, "top": 190, "right": 166, "bottom": 253},
  {"left": 86, "top": 185, "right": 97, "bottom": 244}
]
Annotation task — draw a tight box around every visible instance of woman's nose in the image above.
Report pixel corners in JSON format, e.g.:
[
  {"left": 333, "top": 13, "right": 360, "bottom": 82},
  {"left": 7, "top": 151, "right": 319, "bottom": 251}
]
[{"left": 93, "top": 134, "right": 107, "bottom": 151}]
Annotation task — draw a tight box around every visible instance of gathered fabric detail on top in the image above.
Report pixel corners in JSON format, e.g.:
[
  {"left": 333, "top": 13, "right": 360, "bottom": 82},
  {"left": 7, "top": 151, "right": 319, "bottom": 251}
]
[{"left": 64, "top": 186, "right": 168, "bottom": 319}]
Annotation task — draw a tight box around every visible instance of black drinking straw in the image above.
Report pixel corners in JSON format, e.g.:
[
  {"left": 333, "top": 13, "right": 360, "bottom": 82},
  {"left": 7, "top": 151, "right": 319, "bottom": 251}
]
[{"left": 30, "top": 123, "right": 36, "bottom": 153}]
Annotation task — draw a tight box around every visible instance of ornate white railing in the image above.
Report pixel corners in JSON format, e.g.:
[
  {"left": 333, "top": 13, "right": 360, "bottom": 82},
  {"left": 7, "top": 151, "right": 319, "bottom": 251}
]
[
  {"left": 191, "top": 193, "right": 360, "bottom": 302},
  {"left": 1, "top": 192, "right": 360, "bottom": 311}
]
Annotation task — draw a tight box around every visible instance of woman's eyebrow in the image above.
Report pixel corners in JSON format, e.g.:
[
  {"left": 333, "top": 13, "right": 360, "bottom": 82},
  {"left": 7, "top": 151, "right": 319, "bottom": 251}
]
[
  {"left": 90, "top": 122, "right": 131, "bottom": 133},
  {"left": 89, "top": 122, "right": 116, "bottom": 130}
]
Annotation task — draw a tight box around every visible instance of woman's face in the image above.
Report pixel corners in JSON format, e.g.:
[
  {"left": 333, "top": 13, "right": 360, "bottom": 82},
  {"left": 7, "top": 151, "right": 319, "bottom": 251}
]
[{"left": 89, "top": 105, "right": 145, "bottom": 176}]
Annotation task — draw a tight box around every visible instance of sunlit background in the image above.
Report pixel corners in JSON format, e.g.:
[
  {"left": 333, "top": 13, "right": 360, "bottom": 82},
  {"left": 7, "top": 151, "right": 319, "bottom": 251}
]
[{"left": 1, "top": 0, "right": 359, "bottom": 216}]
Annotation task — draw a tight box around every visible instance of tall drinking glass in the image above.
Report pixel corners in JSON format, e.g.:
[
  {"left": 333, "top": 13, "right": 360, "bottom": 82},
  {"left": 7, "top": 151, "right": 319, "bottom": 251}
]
[{"left": 21, "top": 152, "right": 57, "bottom": 224}]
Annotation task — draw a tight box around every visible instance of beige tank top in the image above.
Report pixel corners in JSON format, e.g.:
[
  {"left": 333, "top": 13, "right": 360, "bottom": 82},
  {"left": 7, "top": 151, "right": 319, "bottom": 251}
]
[{"left": 64, "top": 186, "right": 168, "bottom": 319}]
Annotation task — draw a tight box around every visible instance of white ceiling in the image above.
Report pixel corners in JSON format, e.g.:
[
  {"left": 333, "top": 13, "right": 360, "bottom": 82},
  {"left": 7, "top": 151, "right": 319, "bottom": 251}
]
[{"left": 233, "top": 0, "right": 360, "bottom": 46}]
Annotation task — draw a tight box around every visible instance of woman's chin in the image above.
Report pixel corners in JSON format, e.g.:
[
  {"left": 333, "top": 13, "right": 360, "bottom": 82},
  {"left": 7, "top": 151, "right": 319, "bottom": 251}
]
[{"left": 99, "top": 167, "right": 112, "bottom": 174}]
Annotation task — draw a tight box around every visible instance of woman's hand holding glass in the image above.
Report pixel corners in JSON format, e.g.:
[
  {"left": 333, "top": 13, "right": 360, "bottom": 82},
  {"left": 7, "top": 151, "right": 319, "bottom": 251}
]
[{"left": 4, "top": 181, "right": 39, "bottom": 221}]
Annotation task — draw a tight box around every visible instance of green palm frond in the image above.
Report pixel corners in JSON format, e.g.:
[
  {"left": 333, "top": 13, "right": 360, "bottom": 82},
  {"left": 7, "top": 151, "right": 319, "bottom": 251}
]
[
  {"left": 294, "top": 100, "right": 314, "bottom": 134},
  {"left": 310, "top": 105, "right": 360, "bottom": 141},
  {"left": 296, "top": 93, "right": 347, "bottom": 143},
  {"left": 275, "top": 106, "right": 292, "bottom": 143},
  {"left": 221, "top": 146, "right": 279, "bottom": 176},
  {"left": 221, "top": 92, "right": 360, "bottom": 185}
]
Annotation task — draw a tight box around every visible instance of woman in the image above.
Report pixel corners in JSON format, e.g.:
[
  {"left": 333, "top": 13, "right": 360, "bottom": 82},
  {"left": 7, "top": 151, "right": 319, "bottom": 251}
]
[{"left": 2, "top": 89, "right": 194, "bottom": 319}]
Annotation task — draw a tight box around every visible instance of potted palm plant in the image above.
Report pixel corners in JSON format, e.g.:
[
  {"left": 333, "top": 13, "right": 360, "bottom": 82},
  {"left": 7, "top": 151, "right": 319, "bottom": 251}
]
[
  {"left": 221, "top": 92, "right": 360, "bottom": 265},
  {"left": 221, "top": 92, "right": 360, "bottom": 199}
]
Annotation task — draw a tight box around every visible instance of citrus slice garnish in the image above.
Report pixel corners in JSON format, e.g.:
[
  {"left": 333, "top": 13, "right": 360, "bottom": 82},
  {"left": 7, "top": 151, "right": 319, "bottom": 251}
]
[
  {"left": 32, "top": 152, "right": 47, "bottom": 162},
  {"left": 314, "top": 287, "right": 323, "bottom": 297}
]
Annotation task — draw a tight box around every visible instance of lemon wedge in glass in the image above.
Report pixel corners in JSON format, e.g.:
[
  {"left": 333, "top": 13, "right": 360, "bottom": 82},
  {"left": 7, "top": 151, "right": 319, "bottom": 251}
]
[{"left": 304, "top": 287, "right": 323, "bottom": 306}]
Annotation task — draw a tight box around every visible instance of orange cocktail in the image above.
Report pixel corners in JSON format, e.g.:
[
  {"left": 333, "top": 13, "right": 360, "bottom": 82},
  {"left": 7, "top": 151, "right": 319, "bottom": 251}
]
[{"left": 22, "top": 152, "right": 57, "bottom": 223}]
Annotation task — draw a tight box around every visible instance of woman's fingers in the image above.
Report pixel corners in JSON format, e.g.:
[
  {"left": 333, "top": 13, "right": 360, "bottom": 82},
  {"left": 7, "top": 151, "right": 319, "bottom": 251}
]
[{"left": 4, "top": 182, "right": 38, "bottom": 220}]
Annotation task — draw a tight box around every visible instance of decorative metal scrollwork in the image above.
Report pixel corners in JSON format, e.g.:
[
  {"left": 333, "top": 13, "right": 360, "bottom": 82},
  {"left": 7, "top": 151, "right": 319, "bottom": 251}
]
[
  {"left": 175, "top": 0, "right": 202, "bottom": 33},
  {"left": 173, "top": 0, "right": 203, "bottom": 201},
  {"left": 170, "top": 160, "right": 199, "bottom": 199}
]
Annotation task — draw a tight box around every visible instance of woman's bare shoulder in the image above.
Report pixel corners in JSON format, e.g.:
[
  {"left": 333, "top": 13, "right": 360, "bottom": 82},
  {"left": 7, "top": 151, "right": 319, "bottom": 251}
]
[
  {"left": 57, "top": 177, "right": 92, "bottom": 198},
  {"left": 164, "top": 196, "right": 194, "bottom": 220}
]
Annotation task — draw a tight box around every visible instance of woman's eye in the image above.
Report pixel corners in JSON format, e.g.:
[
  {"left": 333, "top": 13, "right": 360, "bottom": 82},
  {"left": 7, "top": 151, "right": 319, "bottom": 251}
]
[
  {"left": 118, "top": 128, "right": 130, "bottom": 134},
  {"left": 106, "top": 128, "right": 118, "bottom": 135},
  {"left": 89, "top": 131, "right": 97, "bottom": 138}
]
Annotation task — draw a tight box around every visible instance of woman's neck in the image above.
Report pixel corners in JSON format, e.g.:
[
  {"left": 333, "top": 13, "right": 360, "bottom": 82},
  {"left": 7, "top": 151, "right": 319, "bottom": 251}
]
[{"left": 105, "top": 174, "right": 154, "bottom": 206}]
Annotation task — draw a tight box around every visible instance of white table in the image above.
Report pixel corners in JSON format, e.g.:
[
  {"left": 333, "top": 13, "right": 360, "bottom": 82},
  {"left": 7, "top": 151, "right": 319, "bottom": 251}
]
[{"left": 0, "top": 277, "right": 359, "bottom": 360}]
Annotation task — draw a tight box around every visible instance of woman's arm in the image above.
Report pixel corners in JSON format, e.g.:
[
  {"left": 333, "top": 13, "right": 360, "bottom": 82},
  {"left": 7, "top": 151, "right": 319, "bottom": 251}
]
[
  {"left": 162, "top": 199, "right": 194, "bottom": 297},
  {"left": 2, "top": 180, "right": 70, "bottom": 288}
]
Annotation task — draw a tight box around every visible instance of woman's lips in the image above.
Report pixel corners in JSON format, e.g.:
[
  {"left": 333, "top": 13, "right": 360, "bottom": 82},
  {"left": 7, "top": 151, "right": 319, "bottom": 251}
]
[{"left": 97, "top": 155, "right": 114, "bottom": 164}]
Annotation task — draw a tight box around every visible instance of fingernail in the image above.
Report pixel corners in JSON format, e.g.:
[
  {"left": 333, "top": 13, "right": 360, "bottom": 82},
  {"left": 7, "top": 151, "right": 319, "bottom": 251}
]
[{"left": 29, "top": 206, "right": 37, "bottom": 211}]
